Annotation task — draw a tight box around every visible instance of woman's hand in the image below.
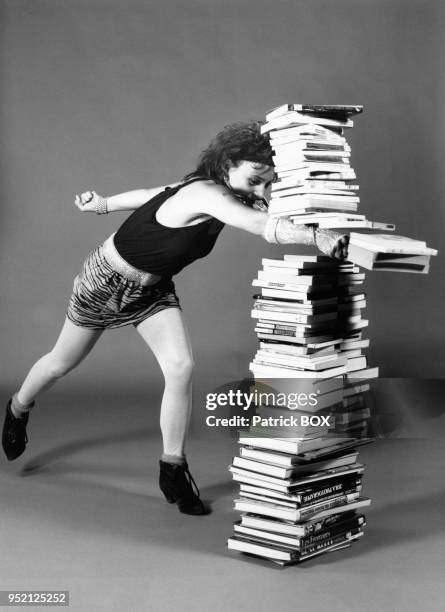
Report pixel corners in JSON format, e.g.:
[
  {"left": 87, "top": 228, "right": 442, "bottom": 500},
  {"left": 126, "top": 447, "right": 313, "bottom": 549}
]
[
  {"left": 74, "top": 190, "right": 105, "bottom": 213},
  {"left": 315, "top": 229, "right": 349, "bottom": 260}
]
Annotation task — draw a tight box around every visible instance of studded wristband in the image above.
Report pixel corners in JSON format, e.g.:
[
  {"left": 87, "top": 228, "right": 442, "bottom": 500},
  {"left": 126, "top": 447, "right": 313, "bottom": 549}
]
[{"left": 95, "top": 196, "right": 109, "bottom": 215}]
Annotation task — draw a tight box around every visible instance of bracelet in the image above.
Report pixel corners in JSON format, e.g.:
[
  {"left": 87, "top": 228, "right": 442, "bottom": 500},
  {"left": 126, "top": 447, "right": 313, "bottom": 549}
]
[{"left": 95, "top": 196, "right": 109, "bottom": 215}]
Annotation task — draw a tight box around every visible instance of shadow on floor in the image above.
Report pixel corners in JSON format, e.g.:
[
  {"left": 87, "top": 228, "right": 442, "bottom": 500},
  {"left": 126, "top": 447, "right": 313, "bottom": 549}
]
[{"left": 19, "top": 427, "right": 158, "bottom": 475}]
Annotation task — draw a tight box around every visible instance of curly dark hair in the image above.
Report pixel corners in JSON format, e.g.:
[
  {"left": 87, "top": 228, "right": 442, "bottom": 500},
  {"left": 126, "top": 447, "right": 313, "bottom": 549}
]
[{"left": 184, "top": 121, "right": 274, "bottom": 184}]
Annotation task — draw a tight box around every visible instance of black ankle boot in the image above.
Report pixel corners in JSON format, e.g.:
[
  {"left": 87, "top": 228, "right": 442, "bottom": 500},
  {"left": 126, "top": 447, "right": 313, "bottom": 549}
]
[
  {"left": 2, "top": 399, "right": 30, "bottom": 461},
  {"left": 159, "top": 460, "right": 209, "bottom": 515}
]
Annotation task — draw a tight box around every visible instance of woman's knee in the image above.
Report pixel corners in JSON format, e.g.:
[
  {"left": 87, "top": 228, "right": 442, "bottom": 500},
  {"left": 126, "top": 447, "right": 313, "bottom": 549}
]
[
  {"left": 162, "top": 354, "right": 195, "bottom": 384},
  {"left": 45, "top": 352, "right": 79, "bottom": 379}
]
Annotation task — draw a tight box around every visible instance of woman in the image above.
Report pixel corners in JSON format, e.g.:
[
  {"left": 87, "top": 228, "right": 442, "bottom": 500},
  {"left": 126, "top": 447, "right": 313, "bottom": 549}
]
[{"left": 2, "top": 121, "right": 348, "bottom": 515}]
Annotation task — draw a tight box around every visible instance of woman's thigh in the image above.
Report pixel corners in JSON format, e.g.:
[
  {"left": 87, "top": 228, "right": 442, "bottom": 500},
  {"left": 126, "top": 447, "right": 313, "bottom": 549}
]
[
  {"left": 135, "top": 308, "right": 193, "bottom": 375},
  {"left": 50, "top": 317, "right": 103, "bottom": 369}
]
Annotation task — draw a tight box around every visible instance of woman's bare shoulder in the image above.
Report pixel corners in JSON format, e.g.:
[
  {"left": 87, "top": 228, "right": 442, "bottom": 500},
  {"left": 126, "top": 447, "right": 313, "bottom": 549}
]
[
  {"left": 169, "top": 179, "right": 229, "bottom": 209},
  {"left": 180, "top": 179, "right": 224, "bottom": 195},
  {"left": 156, "top": 179, "right": 225, "bottom": 226}
]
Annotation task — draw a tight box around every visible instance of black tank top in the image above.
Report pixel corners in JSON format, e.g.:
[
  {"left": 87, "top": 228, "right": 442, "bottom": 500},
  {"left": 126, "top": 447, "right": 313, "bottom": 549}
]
[{"left": 114, "top": 178, "right": 225, "bottom": 276}]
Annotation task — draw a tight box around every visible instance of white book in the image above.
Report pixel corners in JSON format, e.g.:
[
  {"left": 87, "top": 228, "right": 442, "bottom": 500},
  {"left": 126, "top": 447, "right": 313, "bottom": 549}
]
[
  {"left": 339, "top": 349, "right": 363, "bottom": 359},
  {"left": 272, "top": 190, "right": 359, "bottom": 200},
  {"left": 254, "top": 333, "right": 335, "bottom": 347},
  {"left": 349, "top": 233, "right": 437, "bottom": 255},
  {"left": 239, "top": 447, "right": 358, "bottom": 470},
  {"left": 251, "top": 311, "right": 329, "bottom": 325},
  {"left": 271, "top": 192, "right": 360, "bottom": 204},
  {"left": 314, "top": 219, "right": 393, "bottom": 230},
  {"left": 274, "top": 139, "right": 350, "bottom": 150},
  {"left": 345, "top": 367, "right": 379, "bottom": 382},
  {"left": 261, "top": 113, "right": 353, "bottom": 133},
  {"left": 345, "top": 356, "right": 368, "bottom": 372},
  {"left": 273, "top": 160, "right": 352, "bottom": 173},
  {"left": 339, "top": 339, "right": 370, "bottom": 350},
  {"left": 252, "top": 361, "right": 347, "bottom": 378},
  {"left": 271, "top": 137, "right": 348, "bottom": 149},
  {"left": 255, "top": 352, "right": 346, "bottom": 372},
  {"left": 256, "top": 271, "right": 323, "bottom": 285},
  {"left": 270, "top": 195, "right": 359, "bottom": 207},
  {"left": 254, "top": 287, "right": 315, "bottom": 301},
  {"left": 273, "top": 151, "right": 351, "bottom": 163}
]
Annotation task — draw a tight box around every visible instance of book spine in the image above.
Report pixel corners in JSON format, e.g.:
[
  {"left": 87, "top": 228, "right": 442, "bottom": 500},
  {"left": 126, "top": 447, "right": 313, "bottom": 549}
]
[
  {"left": 299, "top": 528, "right": 363, "bottom": 558},
  {"left": 297, "top": 494, "right": 355, "bottom": 520},
  {"left": 299, "top": 516, "right": 365, "bottom": 547},
  {"left": 301, "top": 510, "right": 359, "bottom": 536},
  {"left": 297, "top": 481, "right": 361, "bottom": 506}
]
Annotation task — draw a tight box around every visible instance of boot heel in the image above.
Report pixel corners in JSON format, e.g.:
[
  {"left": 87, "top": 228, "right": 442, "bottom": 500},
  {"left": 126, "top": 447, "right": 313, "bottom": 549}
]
[
  {"left": 159, "top": 480, "right": 178, "bottom": 503},
  {"left": 159, "top": 459, "right": 209, "bottom": 515}
]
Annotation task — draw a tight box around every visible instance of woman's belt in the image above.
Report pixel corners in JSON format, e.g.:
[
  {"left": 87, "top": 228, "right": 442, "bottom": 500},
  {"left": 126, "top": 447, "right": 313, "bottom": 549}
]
[{"left": 102, "top": 233, "right": 162, "bottom": 286}]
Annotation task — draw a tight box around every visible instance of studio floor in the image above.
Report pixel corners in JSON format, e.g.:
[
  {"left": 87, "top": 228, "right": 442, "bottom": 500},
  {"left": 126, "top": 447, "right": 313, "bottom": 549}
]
[{"left": 1, "top": 389, "right": 444, "bottom": 612}]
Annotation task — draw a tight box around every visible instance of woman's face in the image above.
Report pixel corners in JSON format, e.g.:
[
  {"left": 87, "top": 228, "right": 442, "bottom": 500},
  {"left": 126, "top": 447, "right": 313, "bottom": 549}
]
[{"left": 225, "top": 161, "right": 275, "bottom": 204}]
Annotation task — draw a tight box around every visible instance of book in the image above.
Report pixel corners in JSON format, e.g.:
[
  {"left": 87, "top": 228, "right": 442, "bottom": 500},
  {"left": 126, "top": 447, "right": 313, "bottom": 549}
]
[
  {"left": 233, "top": 491, "right": 361, "bottom": 522},
  {"left": 266, "top": 104, "right": 363, "bottom": 121},
  {"left": 254, "top": 351, "right": 346, "bottom": 372},
  {"left": 233, "top": 514, "right": 366, "bottom": 549},
  {"left": 251, "top": 360, "right": 347, "bottom": 378},
  {"left": 349, "top": 233, "right": 438, "bottom": 256},
  {"left": 261, "top": 112, "right": 354, "bottom": 134},
  {"left": 347, "top": 243, "right": 431, "bottom": 272},
  {"left": 231, "top": 454, "right": 363, "bottom": 491},
  {"left": 238, "top": 448, "right": 359, "bottom": 473},
  {"left": 237, "top": 435, "right": 358, "bottom": 455},
  {"left": 240, "top": 503, "right": 369, "bottom": 536}
]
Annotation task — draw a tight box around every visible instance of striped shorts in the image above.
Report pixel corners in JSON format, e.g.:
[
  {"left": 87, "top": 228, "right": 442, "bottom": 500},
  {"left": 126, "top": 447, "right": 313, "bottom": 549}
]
[{"left": 66, "top": 237, "right": 181, "bottom": 330}]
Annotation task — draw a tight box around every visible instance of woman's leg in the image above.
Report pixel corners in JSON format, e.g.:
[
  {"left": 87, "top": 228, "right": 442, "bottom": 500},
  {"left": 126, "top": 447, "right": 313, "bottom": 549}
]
[
  {"left": 16, "top": 317, "right": 103, "bottom": 405},
  {"left": 3, "top": 317, "right": 103, "bottom": 461},
  {"left": 135, "top": 308, "right": 194, "bottom": 457},
  {"left": 135, "top": 308, "right": 208, "bottom": 515}
]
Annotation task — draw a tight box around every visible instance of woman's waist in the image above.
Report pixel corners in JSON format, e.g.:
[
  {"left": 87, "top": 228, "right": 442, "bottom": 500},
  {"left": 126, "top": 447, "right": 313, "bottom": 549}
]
[{"left": 101, "top": 233, "right": 163, "bottom": 286}]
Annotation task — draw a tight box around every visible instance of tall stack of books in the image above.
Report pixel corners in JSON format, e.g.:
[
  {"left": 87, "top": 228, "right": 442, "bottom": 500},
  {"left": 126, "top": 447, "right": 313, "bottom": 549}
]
[
  {"left": 227, "top": 105, "right": 377, "bottom": 565},
  {"left": 227, "top": 104, "right": 436, "bottom": 565}
]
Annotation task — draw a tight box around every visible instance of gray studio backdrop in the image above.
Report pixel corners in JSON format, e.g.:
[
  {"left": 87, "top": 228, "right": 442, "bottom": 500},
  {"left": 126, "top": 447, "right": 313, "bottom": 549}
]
[{"left": 1, "top": 1, "right": 444, "bottom": 411}]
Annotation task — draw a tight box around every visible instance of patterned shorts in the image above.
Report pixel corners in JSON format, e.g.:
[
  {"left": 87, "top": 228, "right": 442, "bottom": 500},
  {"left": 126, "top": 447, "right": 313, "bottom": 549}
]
[{"left": 66, "top": 241, "right": 181, "bottom": 330}]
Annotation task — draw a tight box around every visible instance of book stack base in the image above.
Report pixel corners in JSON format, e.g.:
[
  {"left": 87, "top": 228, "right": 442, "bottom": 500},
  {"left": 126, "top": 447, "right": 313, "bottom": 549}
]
[{"left": 227, "top": 251, "right": 376, "bottom": 566}]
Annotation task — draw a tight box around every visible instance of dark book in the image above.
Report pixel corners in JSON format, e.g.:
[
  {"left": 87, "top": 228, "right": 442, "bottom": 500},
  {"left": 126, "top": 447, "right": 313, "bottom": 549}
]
[
  {"left": 227, "top": 528, "right": 363, "bottom": 563},
  {"left": 240, "top": 507, "right": 365, "bottom": 536},
  {"left": 233, "top": 513, "right": 366, "bottom": 550},
  {"left": 233, "top": 491, "right": 363, "bottom": 522},
  {"left": 230, "top": 465, "right": 363, "bottom": 499},
  {"left": 266, "top": 104, "right": 363, "bottom": 122}
]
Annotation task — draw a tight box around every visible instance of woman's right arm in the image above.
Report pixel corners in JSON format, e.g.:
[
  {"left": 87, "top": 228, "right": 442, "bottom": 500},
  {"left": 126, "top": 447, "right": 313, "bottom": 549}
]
[
  {"left": 191, "top": 182, "right": 349, "bottom": 259},
  {"left": 74, "top": 184, "right": 180, "bottom": 213}
]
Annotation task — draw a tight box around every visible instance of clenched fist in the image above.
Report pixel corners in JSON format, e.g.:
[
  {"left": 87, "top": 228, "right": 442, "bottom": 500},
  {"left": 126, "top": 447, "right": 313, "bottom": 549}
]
[
  {"left": 315, "top": 229, "right": 349, "bottom": 260},
  {"left": 74, "top": 190, "right": 105, "bottom": 213}
]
